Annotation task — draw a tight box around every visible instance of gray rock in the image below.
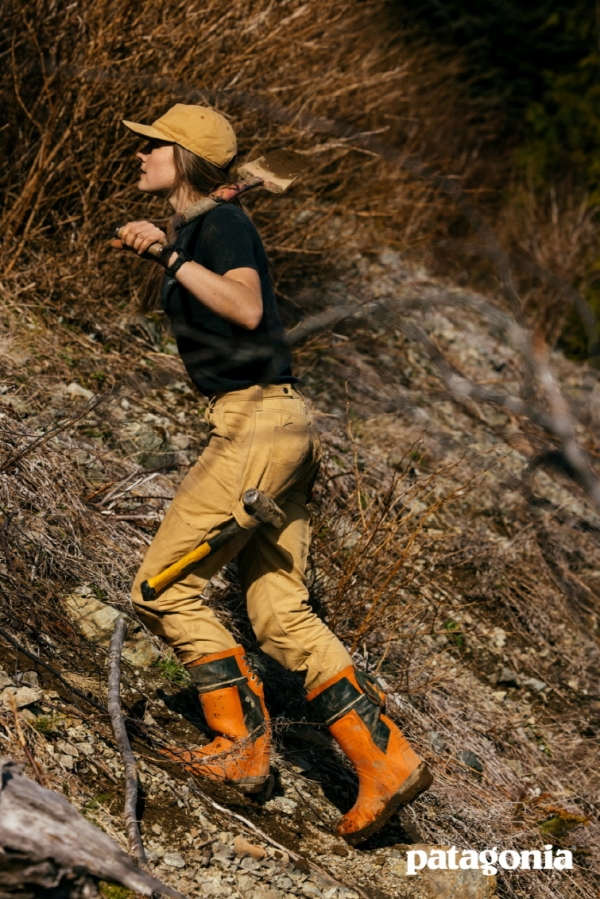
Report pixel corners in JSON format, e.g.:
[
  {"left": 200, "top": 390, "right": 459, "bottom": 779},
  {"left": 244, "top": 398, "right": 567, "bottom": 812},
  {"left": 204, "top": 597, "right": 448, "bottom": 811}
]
[
  {"left": 199, "top": 879, "right": 228, "bottom": 896},
  {"left": 67, "top": 381, "right": 94, "bottom": 400},
  {"left": 240, "top": 857, "right": 260, "bottom": 871},
  {"left": 62, "top": 591, "right": 160, "bottom": 667},
  {"left": 251, "top": 889, "right": 282, "bottom": 899},
  {"left": 456, "top": 750, "right": 483, "bottom": 775},
  {"left": 496, "top": 667, "right": 519, "bottom": 687},
  {"left": 521, "top": 676, "right": 547, "bottom": 693},
  {"left": 77, "top": 742, "right": 95, "bottom": 756},
  {"left": 0, "top": 669, "right": 13, "bottom": 691},
  {"left": 235, "top": 873, "right": 256, "bottom": 895},
  {"left": 163, "top": 852, "right": 186, "bottom": 868},
  {"left": 56, "top": 741, "right": 80, "bottom": 758},
  {"left": 211, "top": 852, "right": 233, "bottom": 869},
  {"left": 212, "top": 841, "right": 234, "bottom": 858},
  {"left": 0, "top": 686, "right": 42, "bottom": 708},
  {"left": 19, "top": 671, "right": 40, "bottom": 688},
  {"left": 429, "top": 731, "right": 446, "bottom": 753},
  {"left": 272, "top": 797, "right": 297, "bottom": 816},
  {"left": 310, "top": 874, "right": 336, "bottom": 892},
  {"left": 301, "top": 884, "right": 323, "bottom": 898},
  {"left": 258, "top": 859, "right": 276, "bottom": 872},
  {"left": 390, "top": 844, "right": 496, "bottom": 898},
  {"left": 171, "top": 433, "right": 192, "bottom": 450},
  {"left": 120, "top": 420, "right": 164, "bottom": 454}
]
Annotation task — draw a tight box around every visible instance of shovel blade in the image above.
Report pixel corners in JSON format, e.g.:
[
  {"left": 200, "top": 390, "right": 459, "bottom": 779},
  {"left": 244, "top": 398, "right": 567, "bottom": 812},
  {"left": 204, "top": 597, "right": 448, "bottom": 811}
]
[{"left": 236, "top": 149, "right": 309, "bottom": 194}]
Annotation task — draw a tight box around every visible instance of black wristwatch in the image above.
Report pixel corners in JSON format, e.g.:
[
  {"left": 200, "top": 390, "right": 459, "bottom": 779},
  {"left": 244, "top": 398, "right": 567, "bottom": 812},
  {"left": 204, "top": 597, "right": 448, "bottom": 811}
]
[{"left": 166, "top": 248, "right": 192, "bottom": 276}]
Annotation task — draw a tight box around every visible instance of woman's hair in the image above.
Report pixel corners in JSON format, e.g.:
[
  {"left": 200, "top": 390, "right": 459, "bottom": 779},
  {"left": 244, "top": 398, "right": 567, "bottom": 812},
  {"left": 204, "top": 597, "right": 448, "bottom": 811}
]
[
  {"left": 172, "top": 144, "right": 235, "bottom": 198},
  {"left": 134, "top": 145, "right": 237, "bottom": 314}
]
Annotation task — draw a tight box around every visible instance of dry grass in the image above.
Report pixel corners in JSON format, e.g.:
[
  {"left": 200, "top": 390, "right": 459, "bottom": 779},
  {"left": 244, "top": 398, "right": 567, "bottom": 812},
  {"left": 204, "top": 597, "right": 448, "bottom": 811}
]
[
  {"left": 1, "top": 2, "right": 599, "bottom": 898},
  {"left": 2, "top": 0, "right": 595, "bottom": 343}
]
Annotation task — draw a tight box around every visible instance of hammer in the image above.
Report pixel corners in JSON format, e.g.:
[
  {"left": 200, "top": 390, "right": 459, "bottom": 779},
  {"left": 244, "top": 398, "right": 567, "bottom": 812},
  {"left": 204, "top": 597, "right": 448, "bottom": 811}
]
[{"left": 140, "top": 489, "right": 286, "bottom": 602}]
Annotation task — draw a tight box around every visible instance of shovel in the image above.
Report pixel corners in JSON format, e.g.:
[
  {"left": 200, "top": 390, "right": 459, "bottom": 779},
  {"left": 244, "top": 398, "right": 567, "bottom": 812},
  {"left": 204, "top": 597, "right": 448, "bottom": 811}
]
[{"left": 114, "top": 149, "right": 308, "bottom": 259}]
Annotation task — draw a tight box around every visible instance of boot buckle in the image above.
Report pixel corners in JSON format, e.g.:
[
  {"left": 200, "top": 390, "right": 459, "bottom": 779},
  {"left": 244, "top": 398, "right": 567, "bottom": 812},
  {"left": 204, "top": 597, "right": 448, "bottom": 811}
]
[{"left": 356, "top": 670, "right": 386, "bottom": 710}]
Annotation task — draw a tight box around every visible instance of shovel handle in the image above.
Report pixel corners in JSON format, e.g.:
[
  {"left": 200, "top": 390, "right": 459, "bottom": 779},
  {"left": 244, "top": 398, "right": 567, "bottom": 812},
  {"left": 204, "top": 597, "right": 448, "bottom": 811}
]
[
  {"left": 114, "top": 177, "right": 266, "bottom": 261},
  {"left": 112, "top": 228, "right": 170, "bottom": 262}
]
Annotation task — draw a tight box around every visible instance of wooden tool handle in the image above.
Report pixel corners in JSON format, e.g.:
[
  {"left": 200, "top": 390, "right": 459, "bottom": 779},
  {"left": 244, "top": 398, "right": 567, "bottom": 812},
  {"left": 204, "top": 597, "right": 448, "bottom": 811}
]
[
  {"left": 114, "top": 185, "right": 255, "bottom": 261},
  {"left": 112, "top": 227, "right": 168, "bottom": 261},
  {"left": 140, "top": 518, "right": 243, "bottom": 601},
  {"left": 141, "top": 541, "right": 212, "bottom": 601}
]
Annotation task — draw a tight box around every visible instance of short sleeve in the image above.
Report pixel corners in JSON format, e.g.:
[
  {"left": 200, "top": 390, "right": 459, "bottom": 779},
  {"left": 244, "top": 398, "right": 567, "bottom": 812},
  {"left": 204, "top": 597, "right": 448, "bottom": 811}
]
[{"left": 196, "top": 206, "right": 259, "bottom": 276}]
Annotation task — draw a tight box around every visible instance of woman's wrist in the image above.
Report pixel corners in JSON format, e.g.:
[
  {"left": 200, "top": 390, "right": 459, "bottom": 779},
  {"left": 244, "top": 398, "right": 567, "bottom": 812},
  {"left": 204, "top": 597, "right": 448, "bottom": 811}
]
[{"left": 164, "top": 248, "right": 192, "bottom": 275}]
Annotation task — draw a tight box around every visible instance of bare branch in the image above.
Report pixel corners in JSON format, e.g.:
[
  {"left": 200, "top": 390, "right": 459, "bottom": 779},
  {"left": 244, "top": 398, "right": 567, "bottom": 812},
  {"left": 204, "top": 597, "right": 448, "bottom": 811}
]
[
  {"left": 107, "top": 618, "right": 146, "bottom": 867},
  {"left": 0, "top": 758, "right": 183, "bottom": 897}
]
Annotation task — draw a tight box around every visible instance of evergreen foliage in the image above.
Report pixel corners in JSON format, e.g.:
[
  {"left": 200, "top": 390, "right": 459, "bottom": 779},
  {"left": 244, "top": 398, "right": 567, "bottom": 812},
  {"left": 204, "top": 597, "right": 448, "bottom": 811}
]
[{"left": 399, "top": 0, "right": 600, "bottom": 195}]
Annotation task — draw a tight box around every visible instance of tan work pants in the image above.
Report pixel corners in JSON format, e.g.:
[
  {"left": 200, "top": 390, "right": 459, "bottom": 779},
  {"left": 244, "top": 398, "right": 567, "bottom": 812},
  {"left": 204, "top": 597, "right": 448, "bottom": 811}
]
[{"left": 131, "top": 384, "right": 351, "bottom": 692}]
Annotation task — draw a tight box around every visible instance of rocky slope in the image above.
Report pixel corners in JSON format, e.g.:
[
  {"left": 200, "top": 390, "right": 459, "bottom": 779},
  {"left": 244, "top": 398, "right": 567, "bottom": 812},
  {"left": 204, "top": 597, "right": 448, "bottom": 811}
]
[{"left": 0, "top": 248, "right": 599, "bottom": 899}]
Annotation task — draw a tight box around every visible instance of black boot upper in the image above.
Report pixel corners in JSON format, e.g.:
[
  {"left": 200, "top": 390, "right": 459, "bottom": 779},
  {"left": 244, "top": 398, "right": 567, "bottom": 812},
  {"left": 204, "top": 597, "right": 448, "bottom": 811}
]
[
  {"left": 188, "top": 653, "right": 248, "bottom": 693},
  {"left": 189, "top": 651, "right": 267, "bottom": 736},
  {"left": 308, "top": 670, "right": 391, "bottom": 753}
]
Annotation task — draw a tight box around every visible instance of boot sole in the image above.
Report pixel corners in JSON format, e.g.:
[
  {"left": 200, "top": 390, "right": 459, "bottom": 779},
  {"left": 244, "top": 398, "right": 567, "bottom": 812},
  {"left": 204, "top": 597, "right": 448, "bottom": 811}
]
[
  {"left": 159, "top": 748, "right": 270, "bottom": 793},
  {"left": 341, "top": 762, "right": 434, "bottom": 846},
  {"left": 232, "top": 775, "right": 270, "bottom": 794}
]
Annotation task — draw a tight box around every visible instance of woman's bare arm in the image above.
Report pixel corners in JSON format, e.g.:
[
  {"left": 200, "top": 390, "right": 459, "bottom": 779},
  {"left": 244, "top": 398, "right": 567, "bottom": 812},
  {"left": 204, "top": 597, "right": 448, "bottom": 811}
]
[{"left": 113, "top": 220, "right": 263, "bottom": 330}]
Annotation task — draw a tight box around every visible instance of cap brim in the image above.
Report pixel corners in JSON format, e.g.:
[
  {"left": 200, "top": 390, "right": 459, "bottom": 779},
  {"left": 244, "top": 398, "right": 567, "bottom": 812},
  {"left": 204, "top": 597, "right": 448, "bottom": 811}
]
[{"left": 122, "top": 120, "right": 173, "bottom": 142}]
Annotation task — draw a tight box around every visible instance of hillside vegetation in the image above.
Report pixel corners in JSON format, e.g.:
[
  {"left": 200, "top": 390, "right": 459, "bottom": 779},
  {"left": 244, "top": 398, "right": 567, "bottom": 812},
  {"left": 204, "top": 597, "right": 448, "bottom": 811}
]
[{"left": 1, "top": 2, "right": 599, "bottom": 899}]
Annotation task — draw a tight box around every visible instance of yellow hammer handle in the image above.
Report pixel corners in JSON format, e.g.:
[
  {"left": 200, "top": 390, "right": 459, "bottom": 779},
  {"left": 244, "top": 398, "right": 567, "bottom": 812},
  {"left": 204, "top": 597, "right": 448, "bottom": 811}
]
[{"left": 145, "top": 541, "right": 212, "bottom": 596}]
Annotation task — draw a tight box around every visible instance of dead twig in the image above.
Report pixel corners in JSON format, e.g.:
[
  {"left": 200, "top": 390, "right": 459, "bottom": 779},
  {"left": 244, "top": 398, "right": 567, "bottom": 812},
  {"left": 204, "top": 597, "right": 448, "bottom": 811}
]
[
  {"left": 7, "top": 692, "right": 47, "bottom": 786},
  {"left": 0, "top": 395, "right": 107, "bottom": 472},
  {"left": 0, "top": 624, "right": 108, "bottom": 717},
  {"left": 107, "top": 617, "right": 146, "bottom": 867},
  {"left": 532, "top": 338, "right": 600, "bottom": 514}
]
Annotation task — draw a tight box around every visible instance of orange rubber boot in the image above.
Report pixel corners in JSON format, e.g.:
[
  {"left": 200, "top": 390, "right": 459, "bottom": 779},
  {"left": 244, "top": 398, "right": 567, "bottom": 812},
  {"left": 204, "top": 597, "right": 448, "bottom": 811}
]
[
  {"left": 307, "top": 666, "right": 432, "bottom": 844},
  {"left": 165, "top": 646, "right": 270, "bottom": 794}
]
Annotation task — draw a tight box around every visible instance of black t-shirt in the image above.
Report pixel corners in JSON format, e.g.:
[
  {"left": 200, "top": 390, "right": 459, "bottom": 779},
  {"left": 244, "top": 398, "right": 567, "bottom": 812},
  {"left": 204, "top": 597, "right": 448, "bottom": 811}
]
[{"left": 160, "top": 204, "right": 294, "bottom": 397}]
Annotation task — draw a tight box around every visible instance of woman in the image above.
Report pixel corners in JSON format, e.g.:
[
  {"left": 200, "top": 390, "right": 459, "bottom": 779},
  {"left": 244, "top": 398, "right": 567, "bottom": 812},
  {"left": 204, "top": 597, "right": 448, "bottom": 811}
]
[{"left": 114, "top": 103, "right": 432, "bottom": 845}]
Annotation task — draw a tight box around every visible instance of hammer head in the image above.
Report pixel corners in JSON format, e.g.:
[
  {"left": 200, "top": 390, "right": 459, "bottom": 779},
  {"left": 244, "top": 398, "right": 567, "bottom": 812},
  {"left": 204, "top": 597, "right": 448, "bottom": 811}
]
[{"left": 242, "top": 489, "right": 286, "bottom": 529}]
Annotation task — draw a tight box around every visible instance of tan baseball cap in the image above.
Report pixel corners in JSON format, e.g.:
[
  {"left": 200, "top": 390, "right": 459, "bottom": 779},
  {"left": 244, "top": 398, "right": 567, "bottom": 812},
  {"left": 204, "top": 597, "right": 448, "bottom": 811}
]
[{"left": 122, "top": 104, "right": 237, "bottom": 167}]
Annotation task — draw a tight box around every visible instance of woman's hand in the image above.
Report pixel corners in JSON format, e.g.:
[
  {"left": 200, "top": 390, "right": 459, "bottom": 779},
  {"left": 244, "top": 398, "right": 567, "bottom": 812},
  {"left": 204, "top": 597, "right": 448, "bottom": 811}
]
[{"left": 111, "top": 220, "right": 167, "bottom": 257}]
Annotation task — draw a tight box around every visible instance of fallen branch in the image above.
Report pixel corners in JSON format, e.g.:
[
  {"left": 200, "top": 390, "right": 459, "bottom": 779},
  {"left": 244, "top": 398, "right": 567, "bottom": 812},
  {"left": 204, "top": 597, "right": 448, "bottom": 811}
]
[
  {"left": 438, "top": 238, "right": 599, "bottom": 355},
  {"left": 189, "top": 781, "right": 373, "bottom": 899},
  {"left": 0, "top": 758, "right": 184, "bottom": 898},
  {"left": 286, "top": 280, "right": 529, "bottom": 355},
  {"left": 291, "top": 275, "right": 600, "bottom": 516},
  {"left": 107, "top": 618, "right": 146, "bottom": 867}
]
